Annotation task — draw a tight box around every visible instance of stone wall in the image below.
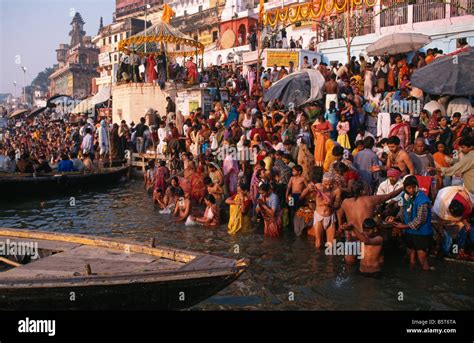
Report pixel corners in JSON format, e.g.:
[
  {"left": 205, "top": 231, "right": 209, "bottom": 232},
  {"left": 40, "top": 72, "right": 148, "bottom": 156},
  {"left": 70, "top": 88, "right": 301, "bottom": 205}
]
[{"left": 112, "top": 83, "right": 177, "bottom": 125}]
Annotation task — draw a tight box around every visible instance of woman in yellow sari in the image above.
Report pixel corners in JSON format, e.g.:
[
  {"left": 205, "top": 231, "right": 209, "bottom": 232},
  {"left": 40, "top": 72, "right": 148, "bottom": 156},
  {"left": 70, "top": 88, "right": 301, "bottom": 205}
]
[
  {"left": 226, "top": 184, "right": 252, "bottom": 235},
  {"left": 311, "top": 114, "right": 333, "bottom": 167}
]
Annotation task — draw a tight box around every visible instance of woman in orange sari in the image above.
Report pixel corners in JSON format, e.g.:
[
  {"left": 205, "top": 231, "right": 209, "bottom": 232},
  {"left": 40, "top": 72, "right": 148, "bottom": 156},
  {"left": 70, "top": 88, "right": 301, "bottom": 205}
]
[
  {"left": 387, "top": 56, "right": 398, "bottom": 91},
  {"left": 311, "top": 114, "right": 333, "bottom": 167},
  {"left": 433, "top": 142, "right": 453, "bottom": 189}
]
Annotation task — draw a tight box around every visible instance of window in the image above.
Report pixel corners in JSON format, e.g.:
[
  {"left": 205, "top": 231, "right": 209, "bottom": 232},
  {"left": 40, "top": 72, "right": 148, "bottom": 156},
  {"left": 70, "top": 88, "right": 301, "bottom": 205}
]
[
  {"left": 103, "top": 38, "right": 106, "bottom": 46},
  {"left": 198, "top": 5, "right": 203, "bottom": 11},
  {"left": 108, "top": 36, "right": 112, "bottom": 44},
  {"left": 212, "top": 31, "right": 218, "bottom": 42},
  {"left": 114, "top": 35, "right": 118, "bottom": 43},
  {"left": 114, "top": 54, "right": 118, "bottom": 62}
]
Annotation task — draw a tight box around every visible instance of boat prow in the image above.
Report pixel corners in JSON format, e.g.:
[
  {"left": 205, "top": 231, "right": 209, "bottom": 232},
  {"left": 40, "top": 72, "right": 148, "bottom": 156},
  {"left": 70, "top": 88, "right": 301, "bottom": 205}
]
[{"left": 0, "top": 228, "right": 249, "bottom": 310}]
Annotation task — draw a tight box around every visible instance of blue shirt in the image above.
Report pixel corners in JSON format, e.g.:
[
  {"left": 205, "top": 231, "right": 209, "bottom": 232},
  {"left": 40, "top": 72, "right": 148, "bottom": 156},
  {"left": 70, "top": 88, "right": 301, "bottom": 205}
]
[
  {"left": 354, "top": 149, "right": 379, "bottom": 185},
  {"left": 324, "top": 109, "right": 338, "bottom": 127},
  {"left": 57, "top": 160, "right": 76, "bottom": 172}
]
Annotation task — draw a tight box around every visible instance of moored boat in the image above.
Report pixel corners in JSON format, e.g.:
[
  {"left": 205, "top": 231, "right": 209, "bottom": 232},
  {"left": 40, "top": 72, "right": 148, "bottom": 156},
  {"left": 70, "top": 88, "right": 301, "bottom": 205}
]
[
  {"left": 0, "top": 165, "right": 130, "bottom": 199},
  {"left": 0, "top": 228, "right": 248, "bottom": 310}
]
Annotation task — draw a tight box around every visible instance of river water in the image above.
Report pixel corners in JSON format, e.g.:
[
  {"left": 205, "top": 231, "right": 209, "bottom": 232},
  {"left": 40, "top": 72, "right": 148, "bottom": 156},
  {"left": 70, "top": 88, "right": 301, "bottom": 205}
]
[{"left": 1, "top": 179, "right": 473, "bottom": 310}]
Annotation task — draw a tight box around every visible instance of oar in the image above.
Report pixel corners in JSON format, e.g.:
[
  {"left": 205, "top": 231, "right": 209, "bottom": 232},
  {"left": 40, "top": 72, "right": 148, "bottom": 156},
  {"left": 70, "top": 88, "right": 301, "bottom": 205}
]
[{"left": 0, "top": 256, "right": 21, "bottom": 267}]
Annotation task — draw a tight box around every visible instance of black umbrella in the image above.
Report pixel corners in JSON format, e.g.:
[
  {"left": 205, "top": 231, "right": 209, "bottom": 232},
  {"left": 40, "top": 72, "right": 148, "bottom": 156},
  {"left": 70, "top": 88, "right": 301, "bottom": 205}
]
[
  {"left": 411, "top": 47, "right": 474, "bottom": 95},
  {"left": 46, "top": 94, "right": 73, "bottom": 108},
  {"left": 263, "top": 69, "right": 325, "bottom": 107},
  {"left": 27, "top": 107, "right": 47, "bottom": 118}
]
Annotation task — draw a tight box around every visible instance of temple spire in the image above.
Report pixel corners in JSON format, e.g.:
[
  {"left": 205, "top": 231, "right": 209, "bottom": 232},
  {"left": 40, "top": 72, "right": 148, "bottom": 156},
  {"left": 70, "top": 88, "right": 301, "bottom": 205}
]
[{"left": 69, "top": 12, "right": 86, "bottom": 47}]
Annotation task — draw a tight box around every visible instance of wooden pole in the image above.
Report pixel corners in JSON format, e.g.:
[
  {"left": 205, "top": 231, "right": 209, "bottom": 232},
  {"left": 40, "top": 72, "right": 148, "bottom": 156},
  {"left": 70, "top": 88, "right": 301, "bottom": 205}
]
[
  {"left": 107, "top": 75, "right": 113, "bottom": 168},
  {"left": 256, "top": 25, "right": 261, "bottom": 95},
  {"left": 346, "top": 0, "right": 351, "bottom": 64}
]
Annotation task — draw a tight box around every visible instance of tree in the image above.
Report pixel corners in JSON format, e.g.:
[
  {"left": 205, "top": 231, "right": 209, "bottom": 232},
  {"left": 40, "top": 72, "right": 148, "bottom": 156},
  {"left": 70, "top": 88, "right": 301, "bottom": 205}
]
[{"left": 30, "top": 65, "right": 57, "bottom": 92}]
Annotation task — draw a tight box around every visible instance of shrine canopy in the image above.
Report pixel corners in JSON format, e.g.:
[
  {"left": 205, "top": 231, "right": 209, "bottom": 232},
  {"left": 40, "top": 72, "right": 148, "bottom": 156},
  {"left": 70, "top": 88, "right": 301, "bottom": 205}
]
[{"left": 118, "top": 19, "right": 204, "bottom": 58}]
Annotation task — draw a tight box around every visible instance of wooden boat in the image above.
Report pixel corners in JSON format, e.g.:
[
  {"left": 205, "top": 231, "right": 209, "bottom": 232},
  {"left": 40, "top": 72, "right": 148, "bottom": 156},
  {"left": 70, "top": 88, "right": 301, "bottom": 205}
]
[
  {"left": 0, "top": 165, "right": 130, "bottom": 199},
  {"left": 0, "top": 228, "right": 248, "bottom": 310}
]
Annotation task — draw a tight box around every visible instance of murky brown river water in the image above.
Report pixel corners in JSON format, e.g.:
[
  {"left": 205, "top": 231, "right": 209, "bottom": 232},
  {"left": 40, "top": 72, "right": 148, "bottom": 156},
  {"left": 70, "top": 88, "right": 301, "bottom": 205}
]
[{"left": 1, "top": 179, "right": 473, "bottom": 310}]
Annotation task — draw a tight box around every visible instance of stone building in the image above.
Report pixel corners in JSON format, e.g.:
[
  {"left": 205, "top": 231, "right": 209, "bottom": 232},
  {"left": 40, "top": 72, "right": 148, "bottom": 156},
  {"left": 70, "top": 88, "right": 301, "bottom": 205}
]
[{"left": 49, "top": 12, "right": 100, "bottom": 98}]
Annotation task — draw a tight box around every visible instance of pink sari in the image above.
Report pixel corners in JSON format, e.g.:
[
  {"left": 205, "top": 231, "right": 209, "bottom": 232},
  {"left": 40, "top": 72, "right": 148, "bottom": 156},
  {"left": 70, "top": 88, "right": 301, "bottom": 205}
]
[
  {"left": 223, "top": 155, "right": 239, "bottom": 196},
  {"left": 389, "top": 122, "right": 409, "bottom": 148},
  {"left": 263, "top": 210, "right": 283, "bottom": 237},
  {"left": 154, "top": 166, "right": 170, "bottom": 193}
]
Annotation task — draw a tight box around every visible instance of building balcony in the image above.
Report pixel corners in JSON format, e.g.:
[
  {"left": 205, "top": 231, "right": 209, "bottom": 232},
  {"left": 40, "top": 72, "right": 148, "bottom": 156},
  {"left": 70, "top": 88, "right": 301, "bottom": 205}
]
[
  {"left": 171, "top": 7, "right": 220, "bottom": 31},
  {"left": 380, "top": 0, "right": 473, "bottom": 28},
  {"left": 316, "top": 0, "right": 473, "bottom": 44}
]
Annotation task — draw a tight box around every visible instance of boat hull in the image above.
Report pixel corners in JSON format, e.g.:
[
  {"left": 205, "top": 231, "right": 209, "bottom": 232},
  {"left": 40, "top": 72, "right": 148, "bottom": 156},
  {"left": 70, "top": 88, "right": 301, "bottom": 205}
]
[
  {"left": 0, "top": 271, "right": 243, "bottom": 310},
  {"left": 0, "top": 166, "right": 130, "bottom": 199},
  {"left": 0, "top": 228, "right": 248, "bottom": 310}
]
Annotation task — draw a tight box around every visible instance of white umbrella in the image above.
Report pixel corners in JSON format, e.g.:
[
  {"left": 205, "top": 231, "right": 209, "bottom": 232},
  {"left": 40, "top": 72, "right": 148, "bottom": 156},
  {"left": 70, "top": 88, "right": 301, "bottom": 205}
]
[{"left": 366, "top": 33, "right": 431, "bottom": 56}]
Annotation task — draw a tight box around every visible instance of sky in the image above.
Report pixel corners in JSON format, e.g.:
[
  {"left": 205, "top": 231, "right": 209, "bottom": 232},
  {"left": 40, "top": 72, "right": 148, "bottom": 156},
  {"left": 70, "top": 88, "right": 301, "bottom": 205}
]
[{"left": 0, "top": 0, "right": 115, "bottom": 95}]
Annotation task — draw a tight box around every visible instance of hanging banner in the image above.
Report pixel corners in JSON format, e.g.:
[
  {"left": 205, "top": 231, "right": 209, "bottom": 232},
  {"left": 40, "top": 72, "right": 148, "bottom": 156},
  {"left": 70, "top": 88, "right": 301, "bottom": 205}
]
[{"left": 262, "top": 0, "right": 378, "bottom": 27}]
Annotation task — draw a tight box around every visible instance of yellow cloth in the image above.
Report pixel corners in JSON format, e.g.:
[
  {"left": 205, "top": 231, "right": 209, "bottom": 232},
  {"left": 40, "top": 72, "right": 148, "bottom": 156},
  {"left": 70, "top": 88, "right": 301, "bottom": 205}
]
[
  {"left": 352, "top": 147, "right": 361, "bottom": 156},
  {"left": 263, "top": 156, "right": 273, "bottom": 171},
  {"left": 323, "top": 139, "right": 336, "bottom": 172},
  {"left": 337, "top": 134, "right": 351, "bottom": 150},
  {"left": 228, "top": 194, "right": 250, "bottom": 235}
]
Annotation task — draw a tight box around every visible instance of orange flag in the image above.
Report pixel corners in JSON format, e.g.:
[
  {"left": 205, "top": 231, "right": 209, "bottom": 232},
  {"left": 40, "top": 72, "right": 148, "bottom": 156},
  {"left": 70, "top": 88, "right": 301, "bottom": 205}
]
[
  {"left": 162, "top": 3, "right": 175, "bottom": 23},
  {"left": 258, "top": 0, "right": 264, "bottom": 23}
]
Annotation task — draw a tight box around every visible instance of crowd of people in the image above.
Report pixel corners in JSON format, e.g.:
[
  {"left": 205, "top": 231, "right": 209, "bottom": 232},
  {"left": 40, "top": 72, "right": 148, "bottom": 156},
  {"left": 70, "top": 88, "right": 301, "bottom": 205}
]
[
  {"left": 142, "top": 44, "right": 473, "bottom": 277},
  {"left": 0, "top": 108, "right": 129, "bottom": 175},
  {"left": 1, "top": 42, "right": 473, "bottom": 277}
]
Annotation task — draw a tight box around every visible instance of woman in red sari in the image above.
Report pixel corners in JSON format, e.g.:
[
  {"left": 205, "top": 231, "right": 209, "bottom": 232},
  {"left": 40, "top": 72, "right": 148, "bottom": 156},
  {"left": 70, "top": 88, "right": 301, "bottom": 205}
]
[
  {"left": 389, "top": 113, "right": 410, "bottom": 149},
  {"left": 147, "top": 54, "right": 157, "bottom": 83},
  {"left": 311, "top": 114, "right": 333, "bottom": 167},
  {"left": 190, "top": 165, "right": 207, "bottom": 204},
  {"left": 186, "top": 57, "right": 198, "bottom": 84}
]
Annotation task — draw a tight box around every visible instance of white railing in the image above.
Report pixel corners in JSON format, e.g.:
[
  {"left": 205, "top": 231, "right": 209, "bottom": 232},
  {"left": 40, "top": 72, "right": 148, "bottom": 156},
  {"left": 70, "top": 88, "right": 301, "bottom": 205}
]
[
  {"left": 413, "top": 1, "right": 446, "bottom": 23},
  {"left": 451, "top": 0, "right": 474, "bottom": 17}
]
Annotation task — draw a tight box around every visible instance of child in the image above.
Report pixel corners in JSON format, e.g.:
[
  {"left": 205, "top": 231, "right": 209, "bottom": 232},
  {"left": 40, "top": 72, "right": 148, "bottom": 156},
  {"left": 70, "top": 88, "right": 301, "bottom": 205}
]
[
  {"left": 337, "top": 114, "right": 351, "bottom": 149},
  {"left": 324, "top": 101, "right": 338, "bottom": 141},
  {"left": 144, "top": 160, "right": 156, "bottom": 194},
  {"left": 286, "top": 165, "right": 306, "bottom": 210},
  {"left": 343, "top": 218, "right": 384, "bottom": 278}
]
